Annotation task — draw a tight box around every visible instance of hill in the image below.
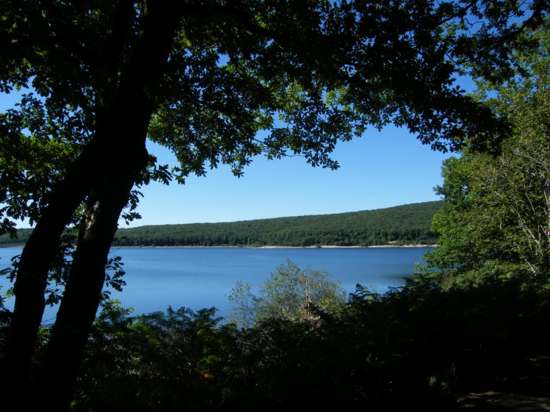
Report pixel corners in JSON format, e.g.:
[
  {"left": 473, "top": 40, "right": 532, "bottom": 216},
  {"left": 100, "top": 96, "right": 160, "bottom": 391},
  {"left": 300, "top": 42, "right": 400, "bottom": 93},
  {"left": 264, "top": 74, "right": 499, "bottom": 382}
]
[{"left": 0, "top": 201, "right": 441, "bottom": 247}]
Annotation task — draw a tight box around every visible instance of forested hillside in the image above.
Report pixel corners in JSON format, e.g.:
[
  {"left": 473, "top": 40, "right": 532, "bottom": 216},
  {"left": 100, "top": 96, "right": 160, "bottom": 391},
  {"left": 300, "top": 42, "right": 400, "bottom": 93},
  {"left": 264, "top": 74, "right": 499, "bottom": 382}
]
[
  {"left": 117, "top": 201, "right": 441, "bottom": 246},
  {"left": 0, "top": 201, "right": 440, "bottom": 247}
]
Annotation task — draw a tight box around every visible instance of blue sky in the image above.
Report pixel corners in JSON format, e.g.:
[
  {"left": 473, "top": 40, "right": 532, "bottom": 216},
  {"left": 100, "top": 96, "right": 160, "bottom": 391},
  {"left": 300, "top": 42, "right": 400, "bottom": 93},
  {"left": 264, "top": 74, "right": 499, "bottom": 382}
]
[
  {"left": 1, "top": 92, "right": 456, "bottom": 227},
  {"left": 137, "top": 127, "right": 451, "bottom": 226}
]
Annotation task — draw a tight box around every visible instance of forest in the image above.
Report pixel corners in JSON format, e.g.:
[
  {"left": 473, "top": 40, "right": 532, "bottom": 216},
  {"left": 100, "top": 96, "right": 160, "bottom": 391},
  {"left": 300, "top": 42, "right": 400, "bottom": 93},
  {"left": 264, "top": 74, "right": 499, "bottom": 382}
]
[
  {"left": 115, "top": 200, "right": 440, "bottom": 246},
  {"left": 0, "top": 201, "right": 440, "bottom": 247},
  {"left": 1, "top": 1, "right": 549, "bottom": 412}
]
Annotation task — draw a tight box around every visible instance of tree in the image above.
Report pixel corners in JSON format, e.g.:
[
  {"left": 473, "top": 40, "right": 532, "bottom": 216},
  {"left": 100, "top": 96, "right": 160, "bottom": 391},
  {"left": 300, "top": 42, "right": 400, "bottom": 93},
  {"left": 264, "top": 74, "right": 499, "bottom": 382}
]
[
  {"left": 229, "top": 261, "right": 346, "bottom": 327},
  {"left": 424, "top": 23, "right": 550, "bottom": 286},
  {"left": 0, "top": 1, "right": 548, "bottom": 410},
  {"left": 228, "top": 281, "right": 258, "bottom": 329}
]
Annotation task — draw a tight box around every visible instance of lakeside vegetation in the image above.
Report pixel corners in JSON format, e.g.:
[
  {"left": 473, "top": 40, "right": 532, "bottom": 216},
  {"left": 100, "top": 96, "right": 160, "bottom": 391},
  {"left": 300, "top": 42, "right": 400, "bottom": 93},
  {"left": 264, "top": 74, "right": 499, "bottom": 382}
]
[
  {"left": 0, "top": 201, "right": 441, "bottom": 247},
  {"left": 69, "top": 276, "right": 549, "bottom": 412},
  {"left": 5, "top": 265, "right": 548, "bottom": 412}
]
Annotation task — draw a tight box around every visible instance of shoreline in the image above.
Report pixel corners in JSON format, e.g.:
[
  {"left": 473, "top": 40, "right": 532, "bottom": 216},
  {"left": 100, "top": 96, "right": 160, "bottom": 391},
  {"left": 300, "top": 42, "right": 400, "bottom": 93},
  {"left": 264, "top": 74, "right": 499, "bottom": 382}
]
[
  {"left": 1, "top": 243, "right": 436, "bottom": 249},
  {"left": 111, "top": 244, "right": 436, "bottom": 249}
]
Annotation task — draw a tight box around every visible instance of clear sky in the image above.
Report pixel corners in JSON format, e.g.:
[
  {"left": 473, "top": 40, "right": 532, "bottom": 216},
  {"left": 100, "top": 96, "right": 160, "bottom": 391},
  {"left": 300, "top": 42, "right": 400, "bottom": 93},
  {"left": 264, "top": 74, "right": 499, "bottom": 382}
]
[
  {"left": 136, "top": 127, "right": 451, "bottom": 226},
  {"left": 1, "top": 91, "right": 456, "bottom": 227}
]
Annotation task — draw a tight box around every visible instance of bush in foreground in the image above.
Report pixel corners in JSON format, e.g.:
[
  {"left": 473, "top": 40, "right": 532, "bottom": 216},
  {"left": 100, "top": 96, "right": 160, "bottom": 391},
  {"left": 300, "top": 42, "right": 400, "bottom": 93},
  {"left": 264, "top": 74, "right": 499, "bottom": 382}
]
[{"left": 68, "top": 272, "right": 550, "bottom": 412}]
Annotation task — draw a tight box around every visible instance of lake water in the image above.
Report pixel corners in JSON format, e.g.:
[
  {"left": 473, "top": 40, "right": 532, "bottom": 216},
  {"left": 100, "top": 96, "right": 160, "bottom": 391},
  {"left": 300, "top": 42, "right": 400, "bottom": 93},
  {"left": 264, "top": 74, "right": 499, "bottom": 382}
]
[{"left": 0, "top": 246, "right": 432, "bottom": 322}]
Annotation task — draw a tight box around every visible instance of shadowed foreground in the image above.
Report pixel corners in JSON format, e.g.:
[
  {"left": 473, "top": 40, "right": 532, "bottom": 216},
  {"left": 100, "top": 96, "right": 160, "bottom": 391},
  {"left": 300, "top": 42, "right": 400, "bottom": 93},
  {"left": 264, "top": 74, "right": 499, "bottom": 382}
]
[{"left": 2, "top": 274, "right": 545, "bottom": 412}]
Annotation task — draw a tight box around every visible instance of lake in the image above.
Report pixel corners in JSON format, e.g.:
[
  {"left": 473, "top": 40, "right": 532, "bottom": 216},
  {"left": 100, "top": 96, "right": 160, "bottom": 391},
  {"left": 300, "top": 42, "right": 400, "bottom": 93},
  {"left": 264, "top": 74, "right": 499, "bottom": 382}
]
[{"left": 0, "top": 246, "right": 432, "bottom": 322}]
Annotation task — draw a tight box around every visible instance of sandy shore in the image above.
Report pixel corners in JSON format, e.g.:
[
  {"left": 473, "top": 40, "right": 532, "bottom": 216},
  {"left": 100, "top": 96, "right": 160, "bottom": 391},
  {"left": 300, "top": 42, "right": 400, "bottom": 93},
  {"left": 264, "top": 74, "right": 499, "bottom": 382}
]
[
  {"left": 3, "top": 243, "right": 436, "bottom": 249},
  {"left": 107, "top": 244, "right": 436, "bottom": 249}
]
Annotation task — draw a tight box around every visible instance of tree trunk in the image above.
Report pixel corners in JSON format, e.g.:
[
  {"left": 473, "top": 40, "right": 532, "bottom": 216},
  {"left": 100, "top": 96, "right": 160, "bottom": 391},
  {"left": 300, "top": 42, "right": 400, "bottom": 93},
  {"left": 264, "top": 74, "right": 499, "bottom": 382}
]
[
  {"left": 34, "top": 141, "right": 148, "bottom": 411},
  {"left": 1, "top": 139, "right": 110, "bottom": 410},
  {"left": 1, "top": 2, "right": 141, "bottom": 398},
  {"left": 2, "top": 4, "right": 183, "bottom": 409},
  {"left": 28, "top": 5, "right": 184, "bottom": 410}
]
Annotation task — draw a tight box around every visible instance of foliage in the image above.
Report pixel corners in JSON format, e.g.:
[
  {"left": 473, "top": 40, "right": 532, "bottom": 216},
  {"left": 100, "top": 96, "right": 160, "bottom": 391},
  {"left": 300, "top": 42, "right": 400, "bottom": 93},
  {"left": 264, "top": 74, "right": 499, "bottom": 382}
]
[
  {"left": 0, "top": 238, "right": 126, "bottom": 307},
  {"left": 0, "top": 201, "right": 441, "bottom": 247},
  {"left": 113, "top": 201, "right": 441, "bottom": 247},
  {"left": 0, "top": 287, "right": 9, "bottom": 348},
  {"left": 0, "top": 94, "right": 84, "bottom": 236},
  {"left": 228, "top": 261, "right": 346, "bottom": 327},
  {"left": 226, "top": 281, "right": 257, "bottom": 329},
  {"left": 424, "top": 23, "right": 550, "bottom": 286},
  {"left": 62, "top": 273, "right": 550, "bottom": 412},
  {"left": 0, "top": 201, "right": 442, "bottom": 247},
  {"left": 0, "top": 0, "right": 524, "bottom": 223},
  {"left": 74, "top": 302, "right": 229, "bottom": 412}
]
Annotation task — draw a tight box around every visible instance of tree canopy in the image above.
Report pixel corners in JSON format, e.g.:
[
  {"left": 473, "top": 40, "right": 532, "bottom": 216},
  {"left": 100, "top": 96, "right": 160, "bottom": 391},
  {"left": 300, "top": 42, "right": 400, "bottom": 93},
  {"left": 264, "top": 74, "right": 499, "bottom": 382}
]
[
  {"left": 423, "top": 23, "right": 550, "bottom": 286},
  {"left": 1, "top": 0, "right": 544, "bottom": 233}
]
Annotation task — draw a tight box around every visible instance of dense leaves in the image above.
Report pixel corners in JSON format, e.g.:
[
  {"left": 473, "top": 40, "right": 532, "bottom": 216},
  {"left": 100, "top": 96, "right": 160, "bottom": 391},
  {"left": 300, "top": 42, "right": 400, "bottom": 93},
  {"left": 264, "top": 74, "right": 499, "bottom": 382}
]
[
  {"left": 63, "top": 275, "right": 550, "bottom": 412},
  {"left": 424, "top": 23, "right": 550, "bottom": 285},
  {"left": 1, "top": 1, "right": 547, "bottom": 233},
  {"left": 228, "top": 261, "right": 346, "bottom": 327},
  {"left": 117, "top": 201, "right": 440, "bottom": 246},
  {"left": 0, "top": 94, "right": 84, "bottom": 236}
]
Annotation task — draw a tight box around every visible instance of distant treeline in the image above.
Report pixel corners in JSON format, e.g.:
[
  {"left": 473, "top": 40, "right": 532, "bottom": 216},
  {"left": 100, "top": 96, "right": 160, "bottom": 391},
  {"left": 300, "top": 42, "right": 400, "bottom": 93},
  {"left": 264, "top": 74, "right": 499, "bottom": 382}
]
[{"left": 0, "top": 201, "right": 441, "bottom": 247}]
